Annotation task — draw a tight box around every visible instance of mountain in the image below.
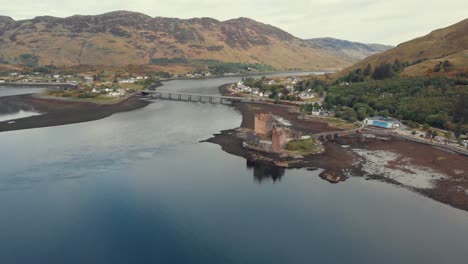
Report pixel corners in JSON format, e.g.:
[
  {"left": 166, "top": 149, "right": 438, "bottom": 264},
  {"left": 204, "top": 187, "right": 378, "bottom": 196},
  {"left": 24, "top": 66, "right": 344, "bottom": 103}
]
[
  {"left": 0, "top": 11, "right": 360, "bottom": 71},
  {"left": 339, "top": 19, "right": 468, "bottom": 77},
  {"left": 307, "top": 38, "right": 392, "bottom": 63}
]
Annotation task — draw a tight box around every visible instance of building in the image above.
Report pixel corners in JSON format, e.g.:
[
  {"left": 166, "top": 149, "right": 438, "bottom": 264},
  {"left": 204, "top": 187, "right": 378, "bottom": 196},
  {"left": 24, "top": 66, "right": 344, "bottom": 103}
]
[
  {"left": 299, "top": 92, "right": 315, "bottom": 100},
  {"left": 272, "top": 127, "right": 291, "bottom": 152},
  {"left": 254, "top": 113, "right": 274, "bottom": 135},
  {"left": 363, "top": 116, "right": 402, "bottom": 129}
]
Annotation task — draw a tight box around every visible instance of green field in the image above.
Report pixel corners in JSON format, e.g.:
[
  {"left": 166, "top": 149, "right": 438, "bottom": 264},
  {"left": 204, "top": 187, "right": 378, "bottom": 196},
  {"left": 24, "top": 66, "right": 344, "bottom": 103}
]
[{"left": 286, "top": 138, "right": 321, "bottom": 154}]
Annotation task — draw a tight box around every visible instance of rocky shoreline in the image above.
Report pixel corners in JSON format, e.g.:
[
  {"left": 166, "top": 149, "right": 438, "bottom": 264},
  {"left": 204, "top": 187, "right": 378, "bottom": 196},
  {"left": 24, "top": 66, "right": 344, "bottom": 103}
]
[
  {"left": 205, "top": 85, "right": 468, "bottom": 211},
  {"left": 1, "top": 84, "right": 467, "bottom": 212}
]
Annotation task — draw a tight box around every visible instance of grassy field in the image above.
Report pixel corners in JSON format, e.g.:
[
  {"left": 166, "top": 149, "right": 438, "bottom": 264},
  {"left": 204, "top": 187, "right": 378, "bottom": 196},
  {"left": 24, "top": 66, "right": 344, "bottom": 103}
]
[
  {"left": 39, "top": 92, "right": 128, "bottom": 105},
  {"left": 118, "top": 83, "right": 144, "bottom": 91},
  {"left": 286, "top": 138, "right": 321, "bottom": 154},
  {"left": 320, "top": 117, "right": 360, "bottom": 130}
]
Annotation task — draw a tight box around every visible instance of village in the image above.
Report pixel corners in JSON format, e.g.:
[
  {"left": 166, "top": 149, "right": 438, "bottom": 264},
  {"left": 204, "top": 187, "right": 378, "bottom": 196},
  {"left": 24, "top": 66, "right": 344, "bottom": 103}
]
[{"left": 230, "top": 76, "right": 317, "bottom": 101}]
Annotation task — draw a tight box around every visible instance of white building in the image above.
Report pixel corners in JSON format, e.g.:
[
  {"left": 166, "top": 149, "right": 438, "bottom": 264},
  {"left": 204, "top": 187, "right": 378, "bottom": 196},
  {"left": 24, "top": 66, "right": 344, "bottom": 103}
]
[
  {"left": 363, "top": 117, "right": 402, "bottom": 129},
  {"left": 299, "top": 92, "right": 315, "bottom": 100},
  {"left": 462, "top": 140, "right": 468, "bottom": 148},
  {"left": 119, "top": 78, "right": 136, "bottom": 84}
]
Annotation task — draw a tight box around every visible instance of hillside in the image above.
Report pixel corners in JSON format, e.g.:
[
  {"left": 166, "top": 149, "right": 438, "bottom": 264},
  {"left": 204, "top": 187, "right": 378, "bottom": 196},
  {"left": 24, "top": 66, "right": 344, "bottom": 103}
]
[
  {"left": 307, "top": 38, "right": 392, "bottom": 63},
  {"left": 0, "top": 11, "right": 361, "bottom": 72},
  {"left": 339, "top": 18, "right": 468, "bottom": 77}
]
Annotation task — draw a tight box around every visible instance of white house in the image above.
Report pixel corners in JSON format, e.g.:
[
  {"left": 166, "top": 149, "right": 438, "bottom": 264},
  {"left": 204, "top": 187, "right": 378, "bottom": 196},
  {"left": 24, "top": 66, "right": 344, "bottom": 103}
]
[
  {"left": 119, "top": 78, "right": 136, "bottom": 84},
  {"left": 299, "top": 92, "right": 315, "bottom": 100}
]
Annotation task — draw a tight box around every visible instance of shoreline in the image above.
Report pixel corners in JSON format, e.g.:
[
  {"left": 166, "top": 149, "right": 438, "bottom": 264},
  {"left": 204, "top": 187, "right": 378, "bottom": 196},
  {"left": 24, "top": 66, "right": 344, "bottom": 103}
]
[
  {"left": 204, "top": 84, "right": 468, "bottom": 212},
  {"left": 0, "top": 94, "right": 149, "bottom": 132},
  {"left": 1, "top": 80, "right": 467, "bottom": 212},
  {"left": 159, "top": 70, "right": 333, "bottom": 82}
]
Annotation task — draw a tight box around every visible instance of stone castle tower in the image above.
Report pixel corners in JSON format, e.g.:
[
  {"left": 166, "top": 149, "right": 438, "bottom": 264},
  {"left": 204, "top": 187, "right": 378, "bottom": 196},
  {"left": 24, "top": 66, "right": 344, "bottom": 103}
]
[
  {"left": 272, "top": 126, "right": 290, "bottom": 152},
  {"left": 254, "top": 113, "right": 274, "bottom": 135}
]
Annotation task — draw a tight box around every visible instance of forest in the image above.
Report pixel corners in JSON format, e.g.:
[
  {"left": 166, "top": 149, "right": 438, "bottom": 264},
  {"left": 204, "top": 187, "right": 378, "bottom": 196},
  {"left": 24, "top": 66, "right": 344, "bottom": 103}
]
[{"left": 323, "top": 77, "right": 468, "bottom": 135}]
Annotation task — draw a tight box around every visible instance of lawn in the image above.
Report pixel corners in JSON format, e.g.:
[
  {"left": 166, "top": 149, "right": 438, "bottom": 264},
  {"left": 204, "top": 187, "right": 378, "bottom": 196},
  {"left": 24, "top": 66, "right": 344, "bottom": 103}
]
[{"left": 286, "top": 138, "right": 321, "bottom": 154}]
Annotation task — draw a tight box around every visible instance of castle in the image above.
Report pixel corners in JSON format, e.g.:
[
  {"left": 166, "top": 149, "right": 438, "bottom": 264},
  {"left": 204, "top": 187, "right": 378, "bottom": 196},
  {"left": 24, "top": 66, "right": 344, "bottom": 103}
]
[
  {"left": 254, "top": 113, "right": 274, "bottom": 135},
  {"left": 272, "top": 127, "right": 291, "bottom": 152},
  {"left": 253, "top": 113, "right": 292, "bottom": 152}
]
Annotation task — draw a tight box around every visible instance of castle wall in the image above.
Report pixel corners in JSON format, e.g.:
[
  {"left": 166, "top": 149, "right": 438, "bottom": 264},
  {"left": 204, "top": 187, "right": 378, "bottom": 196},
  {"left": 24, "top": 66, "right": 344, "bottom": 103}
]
[
  {"left": 254, "top": 113, "right": 274, "bottom": 135},
  {"left": 272, "top": 127, "right": 290, "bottom": 152}
]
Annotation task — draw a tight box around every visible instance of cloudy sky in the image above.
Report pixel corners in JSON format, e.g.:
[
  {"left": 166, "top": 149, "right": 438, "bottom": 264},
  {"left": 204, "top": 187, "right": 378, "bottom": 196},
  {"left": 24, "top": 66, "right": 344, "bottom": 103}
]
[{"left": 1, "top": 0, "right": 467, "bottom": 45}]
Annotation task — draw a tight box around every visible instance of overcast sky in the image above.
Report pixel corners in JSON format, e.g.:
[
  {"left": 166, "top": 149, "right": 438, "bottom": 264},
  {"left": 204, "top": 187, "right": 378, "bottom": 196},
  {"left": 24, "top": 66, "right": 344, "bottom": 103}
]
[{"left": 1, "top": 0, "right": 467, "bottom": 45}]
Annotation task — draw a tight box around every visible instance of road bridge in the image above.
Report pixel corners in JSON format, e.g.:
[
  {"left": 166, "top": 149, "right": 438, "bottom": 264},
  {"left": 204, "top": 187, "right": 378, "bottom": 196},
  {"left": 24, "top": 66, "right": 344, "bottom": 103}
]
[
  {"left": 312, "top": 128, "right": 363, "bottom": 141},
  {"left": 141, "top": 90, "right": 258, "bottom": 104}
]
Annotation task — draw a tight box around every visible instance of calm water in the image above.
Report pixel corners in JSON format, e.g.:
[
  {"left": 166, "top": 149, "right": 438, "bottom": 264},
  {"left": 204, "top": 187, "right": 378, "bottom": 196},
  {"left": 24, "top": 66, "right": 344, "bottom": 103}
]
[
  {"left": 0, "top": 86, "right": 46, "bottom": 97},
  {"left": 0, "top": 76, "right": 468, "bottom": 263}
]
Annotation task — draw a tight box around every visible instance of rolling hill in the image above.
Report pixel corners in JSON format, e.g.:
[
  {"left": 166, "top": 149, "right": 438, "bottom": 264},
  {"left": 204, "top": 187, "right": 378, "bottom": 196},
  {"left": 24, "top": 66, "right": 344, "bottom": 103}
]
[
  {"left": 307, "top": 38, "right": 392, "bottom": 63},
  {"left": 339, "top": 18, "right": 468, "bottom": 77},
  {"left": 0, "top": 11, "right": 381, "bottom": 72}
]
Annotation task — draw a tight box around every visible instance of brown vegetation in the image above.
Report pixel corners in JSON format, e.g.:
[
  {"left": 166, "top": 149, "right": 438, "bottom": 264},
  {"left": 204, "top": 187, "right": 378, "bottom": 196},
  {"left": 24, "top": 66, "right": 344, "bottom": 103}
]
[
  {"left": 0, "top": 11, "right": 356, "bottom": 71},
  {"left": 339, "top": 19, "right": 468, "bottom": 77}
]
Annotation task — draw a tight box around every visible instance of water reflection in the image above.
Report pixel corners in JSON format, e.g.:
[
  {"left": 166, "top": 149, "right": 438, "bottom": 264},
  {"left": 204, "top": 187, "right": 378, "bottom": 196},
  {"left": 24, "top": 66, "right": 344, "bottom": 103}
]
[
  {"left": 0, "top": 98, "right": 41, "bottom": 122},
  {"left": 0, "top": 86, "right": 46, "bottom": 97},
  {"left": 0, "top": 110, "right": 42, "bottom": 122},
  {"left": 1, "top": 77, "right": 468, "bottom": 264},
  {"left": 246, "top": 160, "right": 285, "bottom": 183}
]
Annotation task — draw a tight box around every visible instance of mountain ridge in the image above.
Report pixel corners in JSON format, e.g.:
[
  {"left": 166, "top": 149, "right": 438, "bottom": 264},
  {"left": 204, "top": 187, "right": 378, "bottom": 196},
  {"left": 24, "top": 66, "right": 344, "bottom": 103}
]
[
  {"left": 338, "top": 18, "right": 468, "bottom": 77},
  {"left": 307, "top": 37, "right": 393, "bottom": 62},
  {"left": 0, "top": 11, "right": 388, "bottom": 71}
]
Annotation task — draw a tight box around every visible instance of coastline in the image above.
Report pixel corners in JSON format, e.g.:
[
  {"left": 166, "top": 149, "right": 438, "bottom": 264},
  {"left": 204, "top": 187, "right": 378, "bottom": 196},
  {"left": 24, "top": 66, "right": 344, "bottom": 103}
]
[
  {"left": 1, "top": 80, "right": 467, "bottom": 212},
  {"left": 159, "top": 70, "right": 332, "bottom": 82},
  {"left": 205, "top": 84, "right": 468, "bottom": 212},
  {"left": 0, "top": 94, "right": 149, "bottom": 132}
]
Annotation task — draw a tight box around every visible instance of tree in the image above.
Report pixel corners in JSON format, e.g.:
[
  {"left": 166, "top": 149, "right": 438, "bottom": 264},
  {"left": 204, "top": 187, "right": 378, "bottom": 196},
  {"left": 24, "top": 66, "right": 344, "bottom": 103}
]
[
  {"left": 455, "top": 122, "right": 462, "bottom": 139},
  {"left": 393, "top": 59, "right": 402, "bottom": 72},
  {"left": 372, "top": 63, "right": 395, "bottom": 80},
  {"left": 313, "top": 102, "right": 320, "bottom": 110},
  {"left": 378, "top": 109, "right": 390, "bottom": 117},
  {"left": 363, "top": 64, "right": 372, "bottom": 76},
  {"left": 445, "top": 131, "right": 453, "bottom": 144},
  {"left": 454, "top": 94, "right": 467, "bottom": 123},
  {"left": 342, "top": 108, "right": 357, "bottom": 122},
  {"left": 442, "top": 60, "right": 453, "bottom": 72}
]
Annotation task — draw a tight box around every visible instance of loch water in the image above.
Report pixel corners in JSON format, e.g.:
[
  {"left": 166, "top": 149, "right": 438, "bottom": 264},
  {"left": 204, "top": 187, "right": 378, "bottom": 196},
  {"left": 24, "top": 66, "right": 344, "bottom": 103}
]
[{"left": 0, "top": 76, "right": 468, "bottom": 263}]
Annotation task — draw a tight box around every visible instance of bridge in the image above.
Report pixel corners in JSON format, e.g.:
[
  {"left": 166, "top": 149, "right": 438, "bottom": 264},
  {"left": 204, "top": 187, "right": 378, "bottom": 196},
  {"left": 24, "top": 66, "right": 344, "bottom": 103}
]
[
  {"left": 312, "top": 128, "right": 363, "bottom": 141},
  {"left": 140, "top": 90, "right": 258, "bottom": 104}
]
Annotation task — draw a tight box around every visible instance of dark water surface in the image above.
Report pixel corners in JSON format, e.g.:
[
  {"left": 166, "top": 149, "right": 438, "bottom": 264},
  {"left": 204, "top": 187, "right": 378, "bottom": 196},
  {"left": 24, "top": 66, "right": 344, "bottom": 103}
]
[
  {"left": 0, "top": 75, "right": 468, "bottom": 263},
  {"left": 0, "top": 86, "right": 46, "bottom": 97}
]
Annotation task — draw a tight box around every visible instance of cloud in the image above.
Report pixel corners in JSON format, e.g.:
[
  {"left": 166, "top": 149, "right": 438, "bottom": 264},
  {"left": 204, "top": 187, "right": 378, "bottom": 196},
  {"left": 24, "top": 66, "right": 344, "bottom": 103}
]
[{"left": 0, "top": 0, "right": 466, "bottom": 45}]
